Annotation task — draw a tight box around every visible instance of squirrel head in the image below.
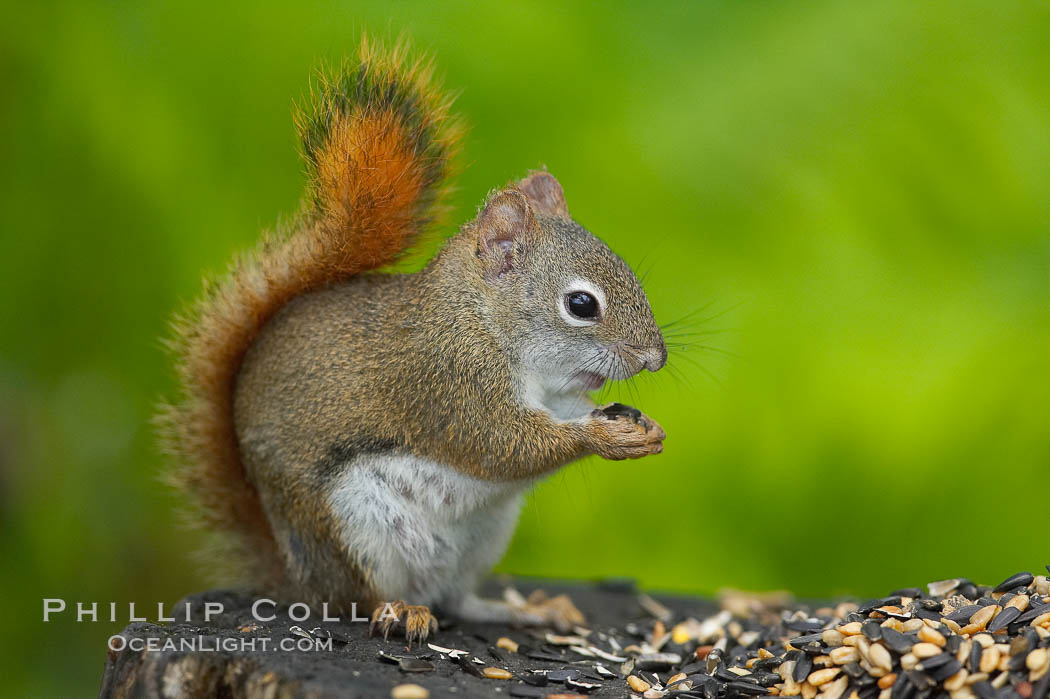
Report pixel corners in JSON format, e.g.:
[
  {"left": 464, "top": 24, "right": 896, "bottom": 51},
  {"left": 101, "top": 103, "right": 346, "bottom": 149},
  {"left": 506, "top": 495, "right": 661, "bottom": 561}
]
[{"left": 463, "top": 171, "right": 666, "bottom": 417}]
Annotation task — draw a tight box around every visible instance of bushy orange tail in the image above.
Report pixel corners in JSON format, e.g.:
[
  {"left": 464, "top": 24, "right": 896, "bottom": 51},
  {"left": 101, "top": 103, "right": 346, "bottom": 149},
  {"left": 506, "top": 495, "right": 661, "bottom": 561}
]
[{"left": 158, "top": 37, "right": 463, "bottom": 587}]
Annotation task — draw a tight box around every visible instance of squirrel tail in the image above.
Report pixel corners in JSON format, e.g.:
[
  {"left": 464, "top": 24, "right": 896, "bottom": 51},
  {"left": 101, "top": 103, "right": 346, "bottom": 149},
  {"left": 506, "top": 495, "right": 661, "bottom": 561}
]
[{"left": 158, "top": 36, "right": 463, "bottom": 588}]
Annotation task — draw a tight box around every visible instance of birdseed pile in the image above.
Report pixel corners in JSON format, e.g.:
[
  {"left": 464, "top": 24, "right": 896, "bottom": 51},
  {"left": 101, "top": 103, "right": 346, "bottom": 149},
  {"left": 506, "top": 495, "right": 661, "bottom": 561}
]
[{"left": 380, "top": 568, "right": 1050, "bottom": 699}]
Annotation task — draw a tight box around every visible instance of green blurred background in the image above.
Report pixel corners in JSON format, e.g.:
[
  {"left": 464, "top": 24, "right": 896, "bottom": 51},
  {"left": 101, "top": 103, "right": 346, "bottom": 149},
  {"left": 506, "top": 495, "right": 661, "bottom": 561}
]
[{"left": 2, "top": 0, "right": 1049, "bottom": 693}]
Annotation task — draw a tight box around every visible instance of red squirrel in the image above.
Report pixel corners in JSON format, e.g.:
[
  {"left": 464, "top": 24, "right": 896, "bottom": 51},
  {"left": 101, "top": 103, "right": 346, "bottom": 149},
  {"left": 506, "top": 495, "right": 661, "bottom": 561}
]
[{"left": 160, "top": 38, "right": 666, "bottom": 644}]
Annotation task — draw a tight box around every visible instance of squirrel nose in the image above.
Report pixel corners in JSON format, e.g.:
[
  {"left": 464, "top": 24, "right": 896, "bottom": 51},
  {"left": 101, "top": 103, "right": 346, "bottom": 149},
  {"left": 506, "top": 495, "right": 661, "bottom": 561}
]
[{"left": 643, "top": 342, "right": 667, "bottom": 372}]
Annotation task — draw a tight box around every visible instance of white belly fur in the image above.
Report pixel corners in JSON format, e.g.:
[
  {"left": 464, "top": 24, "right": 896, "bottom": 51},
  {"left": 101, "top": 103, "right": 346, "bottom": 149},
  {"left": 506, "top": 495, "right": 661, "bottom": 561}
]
[{"left": 326, "top": 453, "right": 533, "bottom": 609}]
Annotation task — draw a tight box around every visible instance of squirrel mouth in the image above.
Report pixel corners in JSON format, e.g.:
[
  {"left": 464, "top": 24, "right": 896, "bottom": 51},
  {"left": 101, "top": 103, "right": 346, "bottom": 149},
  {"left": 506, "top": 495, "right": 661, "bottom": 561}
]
[{"left": 577, "top": 371, "right": 606, "bottom": 391}]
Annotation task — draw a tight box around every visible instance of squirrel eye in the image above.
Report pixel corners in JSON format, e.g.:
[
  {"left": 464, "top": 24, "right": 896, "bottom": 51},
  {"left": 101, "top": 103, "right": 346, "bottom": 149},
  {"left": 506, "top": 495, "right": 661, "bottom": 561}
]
[{"left": 565, "top": 291, "right": 599, "bottom": 320}]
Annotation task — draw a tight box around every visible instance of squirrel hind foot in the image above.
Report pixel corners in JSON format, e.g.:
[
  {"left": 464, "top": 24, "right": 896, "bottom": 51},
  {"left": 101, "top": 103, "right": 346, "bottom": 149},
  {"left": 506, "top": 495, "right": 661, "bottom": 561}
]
[
  {"left": 369, "top": 600, "right": 439, "bottom": 646},
  {"left": 518, "top": 590, "right": 587, "bottom": 633}
]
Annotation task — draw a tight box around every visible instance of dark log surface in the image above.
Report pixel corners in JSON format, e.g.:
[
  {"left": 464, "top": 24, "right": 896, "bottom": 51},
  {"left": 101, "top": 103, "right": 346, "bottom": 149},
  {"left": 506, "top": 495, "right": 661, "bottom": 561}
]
[{"left": 99, "top": 579, "right": 718, "bottom": 699}]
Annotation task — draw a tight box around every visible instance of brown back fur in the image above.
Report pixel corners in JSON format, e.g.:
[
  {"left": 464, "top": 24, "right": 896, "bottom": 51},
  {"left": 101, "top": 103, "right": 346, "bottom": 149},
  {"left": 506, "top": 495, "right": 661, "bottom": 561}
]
[{"left": 157, "top": 37, "right": 462, "bottom": 589}]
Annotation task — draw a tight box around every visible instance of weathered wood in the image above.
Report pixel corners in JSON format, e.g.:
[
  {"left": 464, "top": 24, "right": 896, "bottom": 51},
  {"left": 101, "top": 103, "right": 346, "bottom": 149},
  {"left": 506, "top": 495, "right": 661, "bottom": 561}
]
[{"left": 99, "top": 581, "right": 716, "bottom": 698}]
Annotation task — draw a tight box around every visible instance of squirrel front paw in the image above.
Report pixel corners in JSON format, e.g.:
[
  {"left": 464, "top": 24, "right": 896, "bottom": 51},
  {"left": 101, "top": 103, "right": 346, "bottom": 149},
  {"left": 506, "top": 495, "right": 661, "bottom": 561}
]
[
  {"left": 587, "top": 402, "right": 665, "bottom": 460},
  {"left": 370, "top": 600, "right": 438, "bottom": 646}
]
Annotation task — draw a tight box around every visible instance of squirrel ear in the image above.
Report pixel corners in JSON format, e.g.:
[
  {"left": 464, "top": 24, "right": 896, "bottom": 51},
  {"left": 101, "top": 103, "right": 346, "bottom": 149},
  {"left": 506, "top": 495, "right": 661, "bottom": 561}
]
[
  {"left": 476, "top": 189, "right": 534, "bottom": 281},
  {"left": 517, "top": 171, "right": 569, "bottom": 217}
]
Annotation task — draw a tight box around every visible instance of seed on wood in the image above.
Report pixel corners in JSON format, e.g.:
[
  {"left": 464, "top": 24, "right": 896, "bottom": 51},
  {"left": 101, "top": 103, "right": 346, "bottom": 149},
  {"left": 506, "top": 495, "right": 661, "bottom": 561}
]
[
  {"left": 930, "top": 660, "right": 965, "bottom": 684},
  {"left": 949, "top": 605, "right": 982, "bottom": 625},
  {"left": 813, "top": 655, "right": 834, "bottom": 668},
  {"left": 881, "top": 619, "right": 905, "bottom": 633},
  {"left": 822, "top": 675, "right": 849, "bottom": 699},
  {"left": 862, "top": 621, "right": 884, "bottom": 641},
  {"left": 823, "top": 630, "right": 845, "bottom": 647},
  {"left": 944, "top": 669, "right": 969, "bottom": 692},
  {"left": 493, "top": 633, "right": 518, "bottom": 650},
  {"left": 988, "top": 607, "right": 1020, "bottom": 633},
  {"left": 794, "top": 654, "right": 814, "bottom": 683},
  {"left": 900, "top": 653, "right": 918, "bottom": 670},
  {"left": 626, "top": 674, "right": 651, "bottom": 692},
  {"left": 398, "top": 658, "right": 435, "bottom": 673},
  {"left": 391, "top": 684, "right": 429, "bottom": 699},
  {"left": 807, "top": 668, "right": 841, "bottom": 686},
  {"left": 994, "top": 572, "right": 1034, "bottom": 594},
  {"left": 566, "top": 678, "right": 602, "bottom": 691},
  {"left": 915, "top": 652, "right": 953, "bottom": 673},
  {"left": 667, "top": 671, "right": 688, "bottom": 686},
  {"left": 545, "top": 669, "right": 577, "bottom": 682},
  {"left": 972, "top": 681, "right": 997, "bottom": 699},
  {"left": 482, "top": 667, "right": 512, "bottom": 680},
  {"left": 913, "top": 643, "right": 942, "bottom": 659},
  {"left": 546, "top": 633, "right": 589, "bottom": 646},
  {"left": 979, "top": 648, "right": 1000, "bottom": 673},
  {"left": 855, "top": 637, "right": 871, "bottom": 663},
  {"left": 970, "top": 606, "right": 997, "bottom": 630},
  {"left": 370, "top": 567, "right": 1048, "bottom": 699},
  {"left": 730, "top": 680, "right": 773, "bottom": 696},
  {"left": 972, "top": 634, "right": 995, "bottom": 648},
  {"left": 969, "top": 640, "right": 983, "bottom": 670},
  {"left": 1006, "top": 595, "right": 1031, "bottom": 612},
  {"left": 635, "top": 653, "right": 682, "bottom": 670},
  {"left": 1027, "top": 648, "right": 1049, "bottom": 671},
  {"left": 930, "top": 580, "right": 962, "bottom": 597},
  {"left": 880, "top": 629, "right": 914, "bottom": 654},
  {"left": 1015, "top": 604, "right": 1049, "bottom": 625},
  {"left": 918, "top": 626, "right": 947, "bottom": 647},
  {"left": 869, "top": 643, "right": 893, "bottom": 671},
  {"left": 830, "top": 647, "right": 859, "bottom": 665}
]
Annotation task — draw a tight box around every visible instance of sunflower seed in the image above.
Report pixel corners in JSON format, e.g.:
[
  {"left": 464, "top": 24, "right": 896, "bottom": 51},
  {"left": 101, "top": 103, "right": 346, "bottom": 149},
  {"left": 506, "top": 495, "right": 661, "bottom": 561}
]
[
  {"left": 398, "top": 658, "right": 434, "bottom": 673},
  {"left": 482, "top": 667, "right": 512, "bottom": 679},
  {"left": 627, "top": 675, "right": 651, "bottom": 692},
  {"left": 869, "top": 643, "right": 894, "bottom": 672},
  {"left": 987, "top": 607, "right": 1021, "bottom": 633},
  {"left": 929, "top": 580, "right": 962, "bottom": 597},
  {"left": 391, "top": 684, "right": 430, "bottom": 699},
  {"left": 994, "top": 573, "right": 1034, "bottom": 594},
  {"left": 881, "top": 629, "right": 916, "bottom": 654},
  {"left": 636, "top": 652, "right": 682, "bottom": 670}
]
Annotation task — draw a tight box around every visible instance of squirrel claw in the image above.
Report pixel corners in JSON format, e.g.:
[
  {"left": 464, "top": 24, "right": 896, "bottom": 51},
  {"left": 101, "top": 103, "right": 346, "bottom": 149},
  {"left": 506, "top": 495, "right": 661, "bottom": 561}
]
[{"left": 370, "top": 600, "right": 439, "bottom": 646}]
